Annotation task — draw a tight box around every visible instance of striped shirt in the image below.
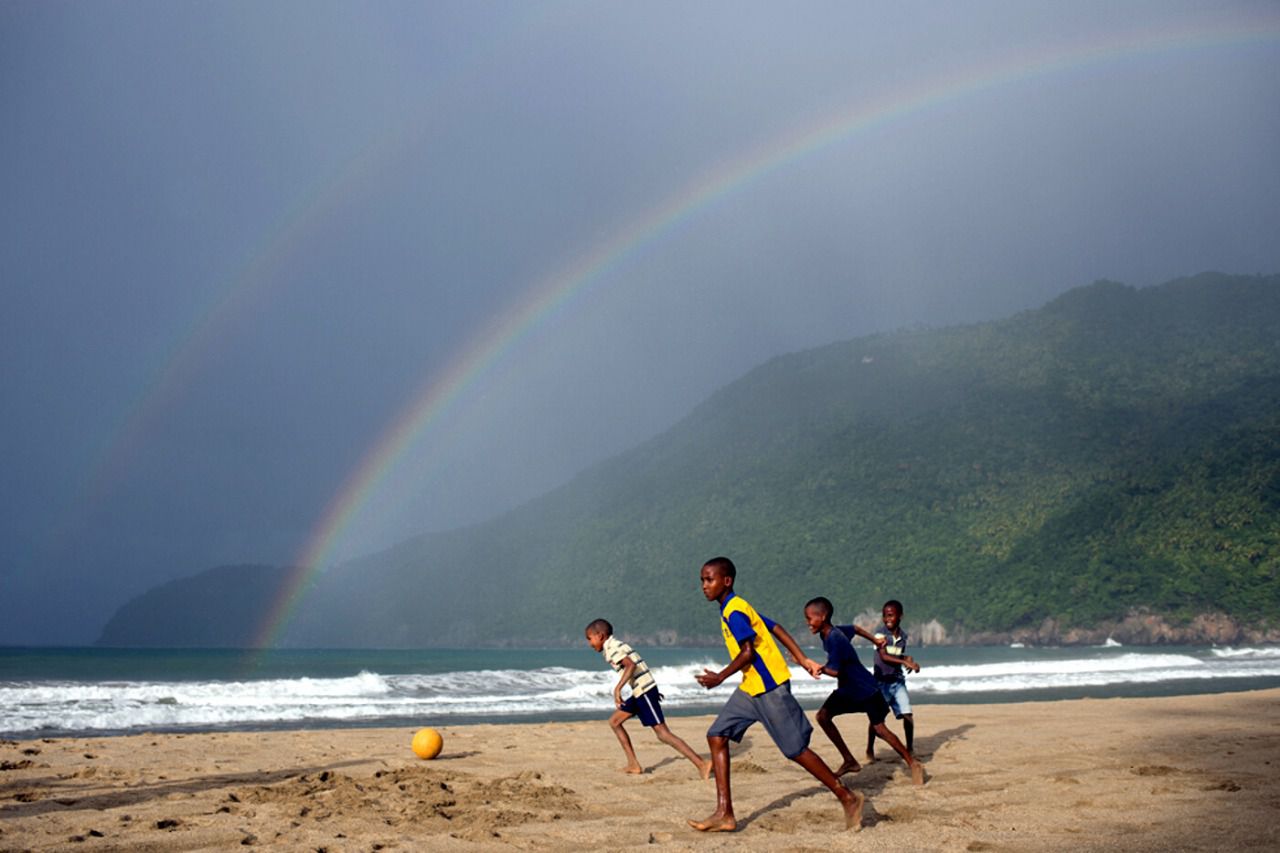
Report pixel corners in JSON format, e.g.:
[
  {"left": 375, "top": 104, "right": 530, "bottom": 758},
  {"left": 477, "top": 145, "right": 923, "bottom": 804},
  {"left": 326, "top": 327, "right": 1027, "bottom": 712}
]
[{"left": 602, "top": 635, "right": 657, "bottom": 697}]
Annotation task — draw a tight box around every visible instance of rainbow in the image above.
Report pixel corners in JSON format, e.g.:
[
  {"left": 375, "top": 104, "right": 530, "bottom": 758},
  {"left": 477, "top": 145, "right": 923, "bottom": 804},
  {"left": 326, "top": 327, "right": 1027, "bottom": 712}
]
[
  {"left": 244, "top": 14, "right": 1279, "bottom": 646},
  {"left": 60, "top": 4, "right": 557, "bottom": 537}
]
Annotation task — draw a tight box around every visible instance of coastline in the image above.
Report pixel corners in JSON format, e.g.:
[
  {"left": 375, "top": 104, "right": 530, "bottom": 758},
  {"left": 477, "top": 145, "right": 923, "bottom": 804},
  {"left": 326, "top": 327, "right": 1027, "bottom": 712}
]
[{"left": 3, "top": 688, "right": 1278, "bottom": 851}]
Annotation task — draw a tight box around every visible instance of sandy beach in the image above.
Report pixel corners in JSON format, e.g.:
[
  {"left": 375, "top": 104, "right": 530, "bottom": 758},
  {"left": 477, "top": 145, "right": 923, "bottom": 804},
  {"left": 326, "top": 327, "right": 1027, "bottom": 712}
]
[{"left": 2, "top": 688, "right": 1278, "bottom": 851}]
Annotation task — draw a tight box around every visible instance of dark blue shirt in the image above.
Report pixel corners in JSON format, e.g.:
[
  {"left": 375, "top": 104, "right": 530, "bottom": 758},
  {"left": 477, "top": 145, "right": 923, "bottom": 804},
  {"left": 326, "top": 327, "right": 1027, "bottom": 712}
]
[
  {"left": 823, "top": 625, "right": 879, "bottom": 700},
  {"left": 870, "top": 623, "right": 909, "bottom": 682}
]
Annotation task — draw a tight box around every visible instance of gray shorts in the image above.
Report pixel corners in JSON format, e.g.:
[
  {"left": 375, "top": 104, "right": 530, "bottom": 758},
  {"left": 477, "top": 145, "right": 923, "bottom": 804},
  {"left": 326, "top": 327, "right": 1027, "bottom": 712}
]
[{"left": 706, "top": 682, "right": 813, "bottom": 759}]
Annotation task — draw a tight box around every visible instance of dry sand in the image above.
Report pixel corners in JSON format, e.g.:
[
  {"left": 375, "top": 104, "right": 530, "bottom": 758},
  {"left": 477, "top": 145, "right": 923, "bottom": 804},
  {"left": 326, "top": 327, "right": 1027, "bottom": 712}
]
[{"left": 3, "top": 688, "right": 1278, "bottom": 851}]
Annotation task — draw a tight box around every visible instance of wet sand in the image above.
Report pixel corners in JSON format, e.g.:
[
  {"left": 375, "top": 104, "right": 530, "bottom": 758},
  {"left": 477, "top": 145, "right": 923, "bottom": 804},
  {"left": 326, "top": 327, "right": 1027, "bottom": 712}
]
[{"left": 3, "top": 688, "right": 1278, "bottom": 851}]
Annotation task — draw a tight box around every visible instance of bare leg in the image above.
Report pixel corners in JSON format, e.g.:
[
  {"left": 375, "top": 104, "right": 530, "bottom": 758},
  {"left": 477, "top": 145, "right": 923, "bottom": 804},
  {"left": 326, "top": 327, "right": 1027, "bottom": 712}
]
[
  {"left": 864, "top": 722, "right": 876, "bottom": 763},
  {"left": 791, "top": 748, "right": 864, "bottom": 830},
  {"left": 903, "top": 714, "right": 915, "bottom": 753},
  {"left": 652, "top": 723, "right": 712, "bottom": 779},
  {"left": 816, "top": 706, "right": 860, "bottom": 776},
  {"left": 688, "top": 735, "right": 736, "bottom": 831},
  {"left": 872, "top": 722, "right": 925, "bottom": 785},
  {"left": 608, "top": 710, "right": 643, "bottom": 774}
]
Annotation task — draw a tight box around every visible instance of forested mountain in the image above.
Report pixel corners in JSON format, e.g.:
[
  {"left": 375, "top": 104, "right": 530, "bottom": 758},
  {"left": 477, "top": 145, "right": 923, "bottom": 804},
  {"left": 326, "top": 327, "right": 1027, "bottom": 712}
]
[
  {"left": 98, "top": 565, "right": 292, "bottom": 647},
  {"left": 101, "top": 273, "right": 1280, "bottom": 647}
]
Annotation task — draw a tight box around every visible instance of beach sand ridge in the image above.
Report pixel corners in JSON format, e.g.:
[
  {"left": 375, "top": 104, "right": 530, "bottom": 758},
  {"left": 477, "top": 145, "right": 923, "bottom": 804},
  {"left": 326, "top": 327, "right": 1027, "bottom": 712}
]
[{"left": 3, "top": 689, "right": 1278, "bottom": 851}]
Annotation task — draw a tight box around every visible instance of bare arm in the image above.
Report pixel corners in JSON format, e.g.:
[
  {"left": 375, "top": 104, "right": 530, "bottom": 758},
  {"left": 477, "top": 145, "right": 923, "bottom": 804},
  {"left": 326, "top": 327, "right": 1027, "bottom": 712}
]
[
  {"left": 878, "top": 651, "right": 921, "bottom": 673},
  {"left": 696, "top": 637, "right": 757, "bottom": 689},
  {"left": 769, "top": 622, "right": 823, "bottom": 678},
  {"left": 613, "top": 657, "right": 636, "bottom": 706},
  {"left": 850, "top": 623, "right": 884, "bottom": 646}
]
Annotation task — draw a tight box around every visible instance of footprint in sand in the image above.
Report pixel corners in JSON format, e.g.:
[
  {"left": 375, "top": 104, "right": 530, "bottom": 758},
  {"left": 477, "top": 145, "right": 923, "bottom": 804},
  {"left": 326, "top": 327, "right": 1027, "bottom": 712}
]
[
  {"left": 734, "top": 760, "right": 768, "bottom": 774},
  {"left": 1130, "top": 765, "right": 1179, "bottom": 777}
]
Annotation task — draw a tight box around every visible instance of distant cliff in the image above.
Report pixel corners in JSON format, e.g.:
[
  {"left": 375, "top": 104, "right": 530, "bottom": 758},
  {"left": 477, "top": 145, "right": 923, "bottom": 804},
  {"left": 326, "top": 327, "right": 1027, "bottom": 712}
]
[
  {"left": 100, "top": 273, "right": 1280, "bottom": 648},
  {"left": 98, "top": 564, "right": 291, "bottom": 647}
]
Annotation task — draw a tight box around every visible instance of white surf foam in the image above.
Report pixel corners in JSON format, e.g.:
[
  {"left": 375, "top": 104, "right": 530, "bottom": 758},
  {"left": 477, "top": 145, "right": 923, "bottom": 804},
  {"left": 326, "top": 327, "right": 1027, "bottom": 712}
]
[{"left": 4, "top": 647, "right": 1278, "bottom": 736}]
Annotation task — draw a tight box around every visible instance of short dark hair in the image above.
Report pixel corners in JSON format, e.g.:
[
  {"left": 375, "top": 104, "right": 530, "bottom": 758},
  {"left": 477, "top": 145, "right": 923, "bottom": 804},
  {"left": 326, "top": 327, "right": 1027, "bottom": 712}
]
[
  {"left": 805, "top": 597, "right": 833, "bottom": 619},
  {"left": 584, "top": 618, "right": 613, "bottom": 636},
  {"left": 883, "top": 599, "right": 903, "bottom": 615},
  {"left": 703, "top": 556, "right": 736, "bottom": 579}
]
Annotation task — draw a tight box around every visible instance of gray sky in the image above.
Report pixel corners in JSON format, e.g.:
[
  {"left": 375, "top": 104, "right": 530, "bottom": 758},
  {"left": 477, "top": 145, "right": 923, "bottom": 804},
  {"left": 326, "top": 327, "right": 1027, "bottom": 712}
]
[{"left": 3, "top": 1, "right": 1279, "bottom": 644}]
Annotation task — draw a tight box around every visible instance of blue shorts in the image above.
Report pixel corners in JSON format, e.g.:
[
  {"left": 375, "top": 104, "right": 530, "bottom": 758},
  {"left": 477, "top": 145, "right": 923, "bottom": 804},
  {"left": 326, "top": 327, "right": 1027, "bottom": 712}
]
[
  {"left": 878, "top": 679, "right": 912, "bottom": 718},
  {"left": 707, "top": 682, "right": 813, "bottom": 759},
  {"left": 619, "top": 690, "right": 665, "bottom": 727}
]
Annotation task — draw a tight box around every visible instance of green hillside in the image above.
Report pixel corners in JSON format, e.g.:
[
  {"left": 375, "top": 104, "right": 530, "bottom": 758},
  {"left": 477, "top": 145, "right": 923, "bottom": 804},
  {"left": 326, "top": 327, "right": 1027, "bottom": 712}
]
[
  {"left": 98, "top": 564, "right": 292, "bottom": 647},
  {"left": 278, "top": 272, "right": 1280, "bottom": 647},
  {"left": 101, "top": 273, "right": 1280, "bottom": 647}
]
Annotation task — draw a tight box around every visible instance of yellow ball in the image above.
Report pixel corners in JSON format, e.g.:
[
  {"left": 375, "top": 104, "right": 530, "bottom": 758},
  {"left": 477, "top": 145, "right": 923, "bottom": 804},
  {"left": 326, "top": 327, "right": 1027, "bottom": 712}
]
[{"left": 411, "top": 727, "right": 443, "bottom": 760}]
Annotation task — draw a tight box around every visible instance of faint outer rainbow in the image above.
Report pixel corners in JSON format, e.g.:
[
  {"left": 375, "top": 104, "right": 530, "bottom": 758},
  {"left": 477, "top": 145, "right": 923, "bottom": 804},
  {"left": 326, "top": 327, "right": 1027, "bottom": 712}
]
[
  {"left": 61, "top": 4, "right": 557, "bottom": 527},
  {"left": 256, "top": 15, "right": 1280, "bottom": 647}
]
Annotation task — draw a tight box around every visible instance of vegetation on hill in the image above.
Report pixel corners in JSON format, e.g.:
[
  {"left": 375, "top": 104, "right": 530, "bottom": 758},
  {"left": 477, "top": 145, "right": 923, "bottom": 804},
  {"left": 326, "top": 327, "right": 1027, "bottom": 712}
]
[
  {"left": 98, "top": 564, "right": 291, "bottom": 647},
  {"left": 100, "top": 273, "right": 1280, "bottom": 647}
]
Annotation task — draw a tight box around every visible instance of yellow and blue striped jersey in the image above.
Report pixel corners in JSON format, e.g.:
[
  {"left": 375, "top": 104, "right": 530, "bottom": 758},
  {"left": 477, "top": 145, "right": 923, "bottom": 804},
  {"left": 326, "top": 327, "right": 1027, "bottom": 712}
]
[{"left": 719, "top": 592, "right": 791, "bottom": 696}]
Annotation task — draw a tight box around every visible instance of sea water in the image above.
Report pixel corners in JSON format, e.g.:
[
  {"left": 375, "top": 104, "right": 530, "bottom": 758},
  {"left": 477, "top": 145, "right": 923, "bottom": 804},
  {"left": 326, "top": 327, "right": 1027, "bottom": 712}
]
[{"left": 2, "top": 644, "right": 1278, "bottom": 739}]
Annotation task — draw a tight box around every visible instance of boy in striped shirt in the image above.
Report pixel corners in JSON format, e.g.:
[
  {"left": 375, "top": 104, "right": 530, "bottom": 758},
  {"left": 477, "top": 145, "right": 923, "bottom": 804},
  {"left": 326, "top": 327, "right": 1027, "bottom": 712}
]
[{"left": 585, "top": 618, "right": 711, "bottom": 778}]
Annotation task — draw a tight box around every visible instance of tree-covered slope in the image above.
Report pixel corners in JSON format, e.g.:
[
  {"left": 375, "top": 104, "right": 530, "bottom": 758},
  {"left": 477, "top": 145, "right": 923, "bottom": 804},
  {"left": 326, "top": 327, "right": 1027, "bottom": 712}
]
[
  {"left": 98, "top": 564, "right": 292, "bottom": 647},
  {"left": 104, "top": 273, "right": 1280, "bottom": 647},
  {"left": 282, "top": 272, "right": 1280, "bottom": 646}
]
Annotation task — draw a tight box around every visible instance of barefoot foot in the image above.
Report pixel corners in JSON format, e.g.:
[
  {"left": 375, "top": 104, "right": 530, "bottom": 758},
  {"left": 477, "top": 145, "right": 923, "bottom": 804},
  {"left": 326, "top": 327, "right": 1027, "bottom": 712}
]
[
  {"left": 911, "top": 761, "right": 926, "bottom": 785},
  {"left": 834, "top": 758, "right": 862, "bottom": 776},
  {"left": 688, "top": 813, "right": 737, "bottom": 832},
  {"left": 861, "top": 753, "right": 876, "bottom": 764},
  {"left": 622, "top": 765, "right": 644, "bottom": 775},
  {"left": 842, "top": 788, "right": 865, "bottom": 831},
  {"left": 698, "top": 759, "right": 713, "bottom": 781}
]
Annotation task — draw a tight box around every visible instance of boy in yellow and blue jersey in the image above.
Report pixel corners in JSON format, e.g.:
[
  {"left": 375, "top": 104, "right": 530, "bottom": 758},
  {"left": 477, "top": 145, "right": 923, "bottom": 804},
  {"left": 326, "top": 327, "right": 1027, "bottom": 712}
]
[{"left": 689, "top": 557, "right": 866, "bottom": 833}]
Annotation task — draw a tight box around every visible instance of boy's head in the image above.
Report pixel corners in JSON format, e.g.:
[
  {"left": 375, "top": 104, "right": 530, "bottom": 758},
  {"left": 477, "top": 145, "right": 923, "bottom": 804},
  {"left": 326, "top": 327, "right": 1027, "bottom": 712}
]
[
  {"left": 882, "top": 600, "right": 904, "bottom": 630},
  {"left": 804, "top": 596, "right": 834, "bottom": 634},
  {"left": 700, "top": 557, "right": 736, "bottom": 602},
  {"left": 584, "top": 618, "right": 613, "bottom": 651}
]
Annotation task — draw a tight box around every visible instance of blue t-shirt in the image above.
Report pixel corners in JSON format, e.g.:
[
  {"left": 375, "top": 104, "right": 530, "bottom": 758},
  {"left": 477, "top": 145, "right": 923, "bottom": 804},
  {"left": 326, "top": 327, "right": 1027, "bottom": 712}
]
[{"left": 822, "top": 626, "right": 879, "bottom": 700}]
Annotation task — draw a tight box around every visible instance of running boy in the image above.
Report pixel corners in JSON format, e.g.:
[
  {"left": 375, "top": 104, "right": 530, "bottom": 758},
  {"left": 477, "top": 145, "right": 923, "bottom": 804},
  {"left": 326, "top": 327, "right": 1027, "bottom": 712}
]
[
  {"left": 690, "top": 557, "right": 865, "bottom": 833},
  {"left": 584, "top": 619, "right": 711, "bottom": 778},
  {"left": 805, "top": 597, "right": 925, "bottom": 785},
  {"left": 864, "top": 599, "right": 920, "bottom": 761}
]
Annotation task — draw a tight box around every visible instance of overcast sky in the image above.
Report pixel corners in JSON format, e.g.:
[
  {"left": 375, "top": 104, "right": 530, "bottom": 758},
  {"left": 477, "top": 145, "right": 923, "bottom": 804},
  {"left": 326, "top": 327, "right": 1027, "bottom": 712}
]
[{"left": 3, "top": 1, "right": 1279, "bottom": 644}]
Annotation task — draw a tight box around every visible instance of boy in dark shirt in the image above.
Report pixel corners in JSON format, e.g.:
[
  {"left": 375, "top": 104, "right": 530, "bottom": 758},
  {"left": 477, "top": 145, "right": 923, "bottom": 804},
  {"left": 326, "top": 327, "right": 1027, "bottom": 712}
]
[{"left": 805, "top": 597, "right": 925, "bottom": 785}]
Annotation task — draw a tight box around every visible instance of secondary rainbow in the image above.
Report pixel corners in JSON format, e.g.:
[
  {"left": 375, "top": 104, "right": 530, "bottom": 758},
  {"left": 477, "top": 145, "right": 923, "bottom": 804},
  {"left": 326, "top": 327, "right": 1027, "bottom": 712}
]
[
  {"left": 256, "top": 15, "right": 1280, "bottom": 647},
  {"left": 60, "top": 4, "right": 558, "bottom": 537}
]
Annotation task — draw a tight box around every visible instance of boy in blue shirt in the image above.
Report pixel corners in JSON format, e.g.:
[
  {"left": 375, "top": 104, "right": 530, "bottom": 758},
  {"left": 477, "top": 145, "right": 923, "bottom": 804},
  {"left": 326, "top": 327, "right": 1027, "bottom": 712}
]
[{"left": 805, "top": 597, "right": 925, "bottom": 785}]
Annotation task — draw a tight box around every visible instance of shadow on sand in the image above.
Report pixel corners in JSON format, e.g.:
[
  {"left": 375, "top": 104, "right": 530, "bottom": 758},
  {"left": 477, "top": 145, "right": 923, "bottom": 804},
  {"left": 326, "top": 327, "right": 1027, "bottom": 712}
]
[{"left": 736, "top": 723, "right": 974, "bottom": 830}]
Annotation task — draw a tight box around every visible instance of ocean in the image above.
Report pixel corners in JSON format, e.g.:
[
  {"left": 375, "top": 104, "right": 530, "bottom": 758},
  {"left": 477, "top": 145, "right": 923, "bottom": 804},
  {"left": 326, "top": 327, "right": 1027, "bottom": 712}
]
[{"left": 2, "top": 643, "right": 1278, "bottom": 740}]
